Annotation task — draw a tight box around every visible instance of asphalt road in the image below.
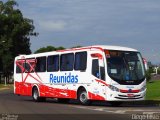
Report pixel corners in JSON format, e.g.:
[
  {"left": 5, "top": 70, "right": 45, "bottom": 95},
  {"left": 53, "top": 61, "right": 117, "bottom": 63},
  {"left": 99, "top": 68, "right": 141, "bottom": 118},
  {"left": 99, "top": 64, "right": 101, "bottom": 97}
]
[{"left": 0, "top": 89, "right": 160, "bottom": 120}]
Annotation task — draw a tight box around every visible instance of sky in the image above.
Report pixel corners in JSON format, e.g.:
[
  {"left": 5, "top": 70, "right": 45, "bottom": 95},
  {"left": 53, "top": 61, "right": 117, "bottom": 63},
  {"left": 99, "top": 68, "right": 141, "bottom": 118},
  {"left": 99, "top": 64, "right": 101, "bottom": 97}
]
[{"left": 11, "top": 0, "right": 160, "bottom": 64}]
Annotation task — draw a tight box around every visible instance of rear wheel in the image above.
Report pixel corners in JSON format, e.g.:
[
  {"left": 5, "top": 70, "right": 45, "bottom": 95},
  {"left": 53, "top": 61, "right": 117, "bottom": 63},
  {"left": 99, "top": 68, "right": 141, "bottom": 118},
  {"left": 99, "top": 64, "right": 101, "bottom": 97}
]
[
  {"left": 32, "top": 87, "right": 46, "bottom": 102},
  {"left": 78, "top": 89, "right": 91, "bottom": 105}
]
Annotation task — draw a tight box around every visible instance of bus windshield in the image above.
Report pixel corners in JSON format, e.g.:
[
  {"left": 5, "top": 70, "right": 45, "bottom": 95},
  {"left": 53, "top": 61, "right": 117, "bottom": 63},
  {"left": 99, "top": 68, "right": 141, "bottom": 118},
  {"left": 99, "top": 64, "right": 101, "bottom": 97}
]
[{"left": 106, "top": 50, "right": 145, "bottom": 82}]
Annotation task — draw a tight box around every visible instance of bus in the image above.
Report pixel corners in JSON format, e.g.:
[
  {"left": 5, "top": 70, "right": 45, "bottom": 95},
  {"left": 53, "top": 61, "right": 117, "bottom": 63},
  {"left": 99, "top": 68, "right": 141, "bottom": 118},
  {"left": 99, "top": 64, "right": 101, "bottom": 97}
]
[{"left": 14, "top": 45, "right": 146, "bottom": 106}]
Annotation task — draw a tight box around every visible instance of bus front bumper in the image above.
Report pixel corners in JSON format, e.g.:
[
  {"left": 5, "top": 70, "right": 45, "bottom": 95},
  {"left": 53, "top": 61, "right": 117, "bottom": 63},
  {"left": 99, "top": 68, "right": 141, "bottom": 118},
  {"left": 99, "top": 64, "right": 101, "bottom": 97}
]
[{"left": 107, "top": 89, "right": 146, "bottom": 101}]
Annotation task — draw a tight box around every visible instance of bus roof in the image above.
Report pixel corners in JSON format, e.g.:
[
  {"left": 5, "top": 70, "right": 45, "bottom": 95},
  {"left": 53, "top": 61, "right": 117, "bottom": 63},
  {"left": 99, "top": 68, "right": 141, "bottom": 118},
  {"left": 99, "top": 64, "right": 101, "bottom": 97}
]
[
  {"left": 92, "top": 45, "right": 137, "bottom": 52},
  {"left": 16, "top": 45, "right": 138, "bottom": 59}
]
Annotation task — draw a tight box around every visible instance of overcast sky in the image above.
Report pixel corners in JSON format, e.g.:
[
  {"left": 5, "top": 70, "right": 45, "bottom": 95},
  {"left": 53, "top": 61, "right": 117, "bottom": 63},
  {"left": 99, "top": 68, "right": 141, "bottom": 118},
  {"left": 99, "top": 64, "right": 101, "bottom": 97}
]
[{"left": 15, "top": 0, "right": 160, "bottom": 64}]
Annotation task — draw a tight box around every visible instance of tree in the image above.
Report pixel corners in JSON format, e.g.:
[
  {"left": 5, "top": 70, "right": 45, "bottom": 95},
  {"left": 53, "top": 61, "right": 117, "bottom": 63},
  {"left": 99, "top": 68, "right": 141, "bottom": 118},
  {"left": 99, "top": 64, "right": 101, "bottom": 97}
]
[
  {"left": 34, "top": 46, "right": 65, "bottom": 54},
  {"left": 34, "top": 46, "right": 57, "bottom": 54},
  {"left": 34, "top": 45, "right": 84, "bottom": 54},
  {"left": 157, "top": 67, "right": 160, "bottom": 74},
  {"left": 56, "top": 46, "right": 65, "bottom": 51},
  {"left": 71, "top": 45, "right": 82, "bottom": 48},
  {"left": 0, "top": 0, "right": 37, "bottom": 83},
  {"left": 145, "top": 69, "right": 151, "bottom": 82}
]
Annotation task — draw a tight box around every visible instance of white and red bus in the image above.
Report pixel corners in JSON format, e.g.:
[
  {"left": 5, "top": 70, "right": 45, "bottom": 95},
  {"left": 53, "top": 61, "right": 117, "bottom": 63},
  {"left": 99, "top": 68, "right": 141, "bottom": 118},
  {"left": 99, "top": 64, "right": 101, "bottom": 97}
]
[{"left": 14, "top": 45, "right": 146, "bottom": 106}]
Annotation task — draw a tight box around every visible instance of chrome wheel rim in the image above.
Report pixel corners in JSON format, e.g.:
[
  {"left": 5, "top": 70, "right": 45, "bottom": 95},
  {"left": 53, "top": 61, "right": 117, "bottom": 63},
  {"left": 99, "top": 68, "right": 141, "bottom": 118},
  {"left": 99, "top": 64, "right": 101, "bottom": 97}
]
[
  {"left": 80, "top": 92, "right": 87, "bottom": 103},
  {"left": 33, "top": 90, "right": 38, "bottom": 100}
]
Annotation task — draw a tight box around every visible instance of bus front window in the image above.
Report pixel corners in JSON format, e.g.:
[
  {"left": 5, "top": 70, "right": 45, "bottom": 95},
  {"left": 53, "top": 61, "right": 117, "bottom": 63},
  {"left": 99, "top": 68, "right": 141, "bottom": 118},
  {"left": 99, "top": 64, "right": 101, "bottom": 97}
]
[{"left": 105, "top": 50, "right": 145, "bottom": 84}]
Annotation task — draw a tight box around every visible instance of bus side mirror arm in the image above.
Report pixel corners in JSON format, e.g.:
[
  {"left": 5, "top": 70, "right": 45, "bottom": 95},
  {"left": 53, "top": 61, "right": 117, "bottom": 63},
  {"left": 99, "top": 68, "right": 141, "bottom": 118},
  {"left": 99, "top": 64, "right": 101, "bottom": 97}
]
[
  {"left": 100, "top": 67, "right": 105, "bottom": 80},
  {"left": 99, "top": 59, "right": 104, "bottom": 67},
  {"left": 99, "top": 60, "right": 105, "bottom": 80}
]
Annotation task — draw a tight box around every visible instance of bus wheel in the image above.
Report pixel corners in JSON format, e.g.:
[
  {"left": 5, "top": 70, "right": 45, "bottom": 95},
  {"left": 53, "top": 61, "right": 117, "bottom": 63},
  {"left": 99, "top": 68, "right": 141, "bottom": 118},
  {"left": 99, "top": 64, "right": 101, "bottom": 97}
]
[
  {"left": 109, "top": 101, "right": 122, "bottom": 107},
  {"left": 58, "top": 98, "right": 70, "bottom": 103},
  {"left": 78, "top": 90, "right": 90, "bottom": 105},
  {"left": 32, "top": 87, "right": 46, "bottom": 102}
]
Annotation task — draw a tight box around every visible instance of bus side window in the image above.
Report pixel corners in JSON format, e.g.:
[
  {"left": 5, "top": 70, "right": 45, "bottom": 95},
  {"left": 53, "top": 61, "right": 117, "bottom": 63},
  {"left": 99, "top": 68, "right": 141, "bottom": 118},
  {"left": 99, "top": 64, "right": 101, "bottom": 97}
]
[
  {"left": 35, "top": 57, "right": 46, "bottom": 72},
  {"left": 60, "top": 53, "right": 74, "bottom": 71},
  {"left": 74, "top": 52, "right": 87, "bottom": 71},
  {"left": 25, "top": 62, "right": 30, "bottom": 73},
  {"left": 16, "top": 65, "right": 22, "bottom": 73},
  {"left": 16, "top": 60, "right": 25, "bottom": 73},
  {"left": 92, "top": 59, "right": 100, "bottom": 78},
  {"left": 47, "top": 55, "right": 59, "bottom": 72},
  {"left": 25, "top": 58, "right": 35, "bottom": 73}
]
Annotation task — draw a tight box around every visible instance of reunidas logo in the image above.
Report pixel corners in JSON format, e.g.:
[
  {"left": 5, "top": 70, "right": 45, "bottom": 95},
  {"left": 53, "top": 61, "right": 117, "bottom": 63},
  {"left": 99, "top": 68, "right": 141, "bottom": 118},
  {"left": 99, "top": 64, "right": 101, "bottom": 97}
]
[{"left": 50, "top": 73, "right": 78, "bottom": 83}]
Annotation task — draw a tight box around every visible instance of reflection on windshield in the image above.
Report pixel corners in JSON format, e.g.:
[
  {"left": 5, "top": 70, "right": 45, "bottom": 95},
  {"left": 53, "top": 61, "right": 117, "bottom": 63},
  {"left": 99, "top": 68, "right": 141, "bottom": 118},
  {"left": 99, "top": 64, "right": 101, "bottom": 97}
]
[{"left": 106, "top": 50, "right": 145, "bottom": 81}]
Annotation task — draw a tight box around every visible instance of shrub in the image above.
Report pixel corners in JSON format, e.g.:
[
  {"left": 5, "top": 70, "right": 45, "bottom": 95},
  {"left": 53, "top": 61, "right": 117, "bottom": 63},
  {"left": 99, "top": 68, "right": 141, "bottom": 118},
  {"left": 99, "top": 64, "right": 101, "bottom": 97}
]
[
  {"left": 145, "top": 69, "right": 151, "bottom": 82},
  {"left": 157, "top": 68, "right": 160, "bottom": 74}
]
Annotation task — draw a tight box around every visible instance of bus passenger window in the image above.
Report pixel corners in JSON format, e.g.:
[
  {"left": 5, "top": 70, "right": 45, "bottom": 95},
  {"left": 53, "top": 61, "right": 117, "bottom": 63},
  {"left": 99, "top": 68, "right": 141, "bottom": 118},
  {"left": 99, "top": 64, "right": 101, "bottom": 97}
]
[
  {"left": 25, "top": 63, "right": 31, "bottom": 72},
  {"left": 16, "top": 60, "right": 25, "bottom": 73},
  {"left": 25, "top": 58, "right": 35, "bottom": 73},
  {"left": 74, "top": 52, "right": 87, "bottom": 71},
  {"left": 35, "top": 57, "right": 46, "bottom": 72},
  {"left": 60, "top": 53, "right": 74, "bottom": 71},
  {"left": 16, "top": 65, "right": 22, "bottom": 73},
  {"left": 92, "top": 59, "right": 100, "bottom": 78},
  {"left": 47, "top": 55, "right": 59, "bottom": 72}
]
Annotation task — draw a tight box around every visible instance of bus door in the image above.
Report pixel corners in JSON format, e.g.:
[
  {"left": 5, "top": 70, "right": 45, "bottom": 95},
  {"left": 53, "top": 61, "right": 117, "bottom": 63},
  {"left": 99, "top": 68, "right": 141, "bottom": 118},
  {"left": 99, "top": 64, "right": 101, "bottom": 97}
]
[{"left": 91, "top": 53, "right": 106, "bottom": 98}]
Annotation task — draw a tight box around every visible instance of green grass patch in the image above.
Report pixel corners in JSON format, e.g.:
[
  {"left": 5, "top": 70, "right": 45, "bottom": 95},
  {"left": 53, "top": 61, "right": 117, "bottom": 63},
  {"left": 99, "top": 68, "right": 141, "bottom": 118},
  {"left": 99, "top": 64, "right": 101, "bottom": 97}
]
[
  {"left": 0, "top": 84, "right": 13, "bottom": 89},
  {"left": 0, "top": 84, "right": 4, "bottom": 88},
  {"left": 146, "top": 80, "right": 160, "bottom": 100}
]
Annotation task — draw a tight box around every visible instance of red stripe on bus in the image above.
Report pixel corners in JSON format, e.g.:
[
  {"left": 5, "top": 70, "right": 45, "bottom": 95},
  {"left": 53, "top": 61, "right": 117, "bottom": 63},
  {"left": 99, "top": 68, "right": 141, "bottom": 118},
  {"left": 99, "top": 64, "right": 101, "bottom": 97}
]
[
  {"left": 88, "top": 92, "right": 105, "bottom": 100},
  {"left": 14, "top": 81, "right": 77, "bottom": 99},
  {"left": 120, "top": 89, "right": 140, "bottom": 93},
  {"left": 95, "top": 79, "right": 109, "bottom": 86}
]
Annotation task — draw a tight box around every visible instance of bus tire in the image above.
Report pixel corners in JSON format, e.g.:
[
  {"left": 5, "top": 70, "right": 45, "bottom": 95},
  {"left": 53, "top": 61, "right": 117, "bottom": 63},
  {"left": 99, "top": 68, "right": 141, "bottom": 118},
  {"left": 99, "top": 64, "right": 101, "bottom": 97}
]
[
  {"left": 58, "top": 98, "right": 70, "bottom": 103},
  {"left": 32, "top": 87, "right": 46, "bottom": 102},
  {"left": 78, "top": 89, "right": 91, "bottom": 105}
]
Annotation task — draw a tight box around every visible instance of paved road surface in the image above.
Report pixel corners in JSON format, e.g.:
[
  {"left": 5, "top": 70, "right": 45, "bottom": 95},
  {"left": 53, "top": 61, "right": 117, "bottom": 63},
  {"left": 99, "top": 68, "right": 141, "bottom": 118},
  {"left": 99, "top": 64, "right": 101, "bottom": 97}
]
[{"left": 0, "top": 89, "right": 160, "bottom": 120}]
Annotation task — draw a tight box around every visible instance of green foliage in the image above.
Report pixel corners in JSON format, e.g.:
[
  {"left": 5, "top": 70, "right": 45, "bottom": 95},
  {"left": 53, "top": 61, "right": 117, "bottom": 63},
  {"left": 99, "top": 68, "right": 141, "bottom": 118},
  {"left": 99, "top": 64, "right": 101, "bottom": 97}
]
[
  {"left": 71, "top": 45, "right": 82, "bottom": 48},
  {"left": 145, "top": 69, "right": 151, "bottom": 82},
  {"left": 34, "top": 45, "right": 85, "bottom": 54},
  {"left": 0, "top": 0, "right": 37, "bottom": 76},
  {"left": 56, "top": 46, "right": 65, "bottom": 51},
  {"left": 148, "top": 67, "right": 154, "bottom": 73},
  {"left": 157, "top": 68, "right": 160, "bottom": 74},
  {"left": 34, "top": 46, "right": 65, "bottom": 54},
  {"left": 35, "top": 45, "right": 84, "bottom": 54}
]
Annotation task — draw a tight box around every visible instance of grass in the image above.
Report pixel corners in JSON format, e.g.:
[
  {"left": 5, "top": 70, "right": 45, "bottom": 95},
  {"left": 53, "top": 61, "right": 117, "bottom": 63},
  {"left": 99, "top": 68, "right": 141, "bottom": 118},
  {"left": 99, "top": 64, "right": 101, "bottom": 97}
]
[
  {"left": 0, "top": 84, "right": 4, "bottom": 88},
  {"left": 146, "top": 80, "right": 160, "bottom": 100},
  {"left": 0, "top": 84, "right": 13, "bottom": 90}
]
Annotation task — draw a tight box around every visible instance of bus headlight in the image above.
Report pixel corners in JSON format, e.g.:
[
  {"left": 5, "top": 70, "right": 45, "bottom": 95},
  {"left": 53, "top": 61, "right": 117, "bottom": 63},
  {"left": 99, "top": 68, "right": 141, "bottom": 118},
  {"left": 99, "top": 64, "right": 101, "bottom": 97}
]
[
  {"left": 109, "top": 85, "right": 119, "bottom": 92},
  {"left": 140, "top": 86, "right": 146, "bottom": 92}
]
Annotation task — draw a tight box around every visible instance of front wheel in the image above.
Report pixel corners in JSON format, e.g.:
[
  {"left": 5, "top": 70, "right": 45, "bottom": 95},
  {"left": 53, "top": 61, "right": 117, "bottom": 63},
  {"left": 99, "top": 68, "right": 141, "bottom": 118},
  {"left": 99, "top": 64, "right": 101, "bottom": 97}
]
[{"left": 78, "top": 90, "right": 91, "bottom": 105}]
